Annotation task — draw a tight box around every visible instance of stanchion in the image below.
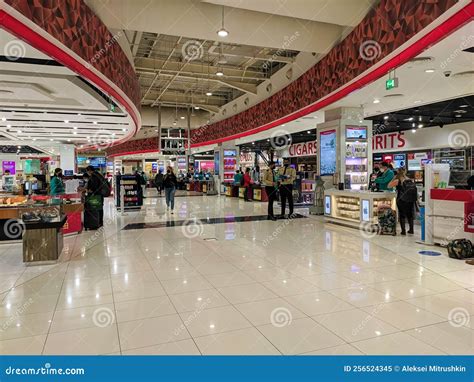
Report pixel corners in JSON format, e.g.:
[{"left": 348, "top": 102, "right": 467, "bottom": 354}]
[{"left": 120, "top": 185, "right": 127, "bottom": 216}]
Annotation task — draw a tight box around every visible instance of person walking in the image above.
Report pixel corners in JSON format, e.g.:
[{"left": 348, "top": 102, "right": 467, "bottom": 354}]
[
  {"left": 277, "top": 160, "right": 296, "bottom": 218},
  {"left": 389, "top": 168, "right": 417, "bottom": 235},
  {"left": 154, "top": 170, "right": 164, "bottom": 195},
  {"left": 243, "top": 167, "right": 252, "bottom": 202},
  {"left": 163, "top": 166, "right": 177, "bottom": 214},
  {"left": 374, "top": 162, "right": 395, "bottom": 191},
  {"left": 263, "top": 162, "right": 277, "bottom": 220},
  {"left": 49, "top": 168, "right": 65, "bottom": 195},
  {"left": 85, "top": 166, "right": 110, "bottom": 229}
]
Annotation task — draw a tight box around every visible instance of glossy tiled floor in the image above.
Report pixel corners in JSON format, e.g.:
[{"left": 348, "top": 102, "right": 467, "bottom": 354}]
[{"left": 0, "top": 190, "right": 473, "bottom": 355}]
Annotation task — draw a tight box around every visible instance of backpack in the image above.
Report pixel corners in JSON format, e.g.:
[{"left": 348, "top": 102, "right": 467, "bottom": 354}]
[
  {"left": 399, "top": 179, "right": 418, "bottom": 203},
  {"left": 97, "top": 175, "right": 111, "bottom": 197},
  {"left": 447, "top": 239, "right": 474, "bottom": 260}
]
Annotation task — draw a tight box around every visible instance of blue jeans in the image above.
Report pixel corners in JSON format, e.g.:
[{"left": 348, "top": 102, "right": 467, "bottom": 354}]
[{"left": 164, "top": 187, "right": 176, "bottom": 210}]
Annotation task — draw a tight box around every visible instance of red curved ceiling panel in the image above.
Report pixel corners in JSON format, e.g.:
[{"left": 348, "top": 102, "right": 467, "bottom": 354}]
[{"left": 189, "top": 0, "right": 460, "bottom": 146}]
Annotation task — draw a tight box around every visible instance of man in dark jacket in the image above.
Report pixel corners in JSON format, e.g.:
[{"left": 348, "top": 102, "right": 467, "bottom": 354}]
[{"left": 85, "top": 166, "right": 108, "bottom": 227}]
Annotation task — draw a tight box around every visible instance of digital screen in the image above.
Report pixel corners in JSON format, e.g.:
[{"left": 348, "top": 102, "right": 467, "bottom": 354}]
[
  {"left": 346, "top": 126, "right": 367, "bottom": 140},
  {"left": 24, "top": 159, "right": 40, "bottom": 174},
  {"left": 64, "top": 170, "right": 73, "bottom": 176},
  {"left": 324, "top": 195, "right": 331, "bottom": 215},
  {"left": 76, "top": 157, "right": 87, "bottom": 166},
  {"left": 89, "top": 157, "right": 106, "bottom": 167},
  {"left": 223, "top": 149, "right": 236, "bottom": 157},
  {"left": 361, "top": 199, "right": 370, "bottom": 222},
  {"left": 214, "top": 151, "right": 220, "bottom": 176},
  {"left": 2, "top": 161, "right": 15, "bottom": 175},
  {"left": 320, "top": 130, "right": 337, "bottom": 175},
  {"left": 393, "top": 154, "right": 406, "bottom": 169}
]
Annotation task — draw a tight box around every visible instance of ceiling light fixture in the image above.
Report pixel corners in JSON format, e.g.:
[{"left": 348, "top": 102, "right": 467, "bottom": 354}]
[
  {"left": 412, "top": 129, "right": 416, "bottom": 133},
  {"left": 194, "top": 106, "right": 200, "bottom": 110},
  {"left": 216, "top": 69, "right": 224, "bottom": 77},
  {"left": 425, "top": 69, "right": 435, "bottom": 73},
  {"left": 180, "top": 116, "right": 185, "bottom": 120},
  {"left": 217, "top": 6, "right": 229, "bottom": 37},
  {"left": 459, "top": 104, "right": 468, "bottom": 108},
  {"left": 455, "top": 114, "right": 462, "bottom": 118},
  {"left": 373, "top": 99, "right": 380, "bottom": 104},
  {"left": 383, "top": 115, "right": 389, "bottom": 120},
  {"left": 93, "top": 121, "right": 97, "bottom": 125},
  {"left": 17, "top": 130, "right": 22, "bottom": 133},
  {"left": 418, "top": 124, "right": 423, "bottom": 128},
  {"left": 206, "top": 91, "right": 212, "bottom": 96},
  {"left": 64, "top": 120, "right": 69, "bottom": 123},
  {"left": 122, "top": 128, "right": 126, "bottom": 131},
  {"left": 408, "top": 117, "right": 414, "bottom": 121}
]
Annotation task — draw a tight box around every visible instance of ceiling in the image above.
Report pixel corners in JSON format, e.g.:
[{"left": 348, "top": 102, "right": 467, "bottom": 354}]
[
  {"left": 367, "top": 95, "right": 473, "bottom": 134},
  {"left": 87, "top": 0, "right": 378, "bottom": 127},
  {"left": 0, "top": 29, "right": 135, "bottom": 153},
  {"left": 133, "top": 32, "right": 297, "bottom": 112}
]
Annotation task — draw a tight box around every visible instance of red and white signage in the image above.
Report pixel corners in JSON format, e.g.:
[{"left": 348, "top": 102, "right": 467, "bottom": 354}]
[
  {"left": 288, "top": 141, "right": 317, "bottom": 157},
  {"left": 372, "top": 132, "right": 406, "bottom": 151}
]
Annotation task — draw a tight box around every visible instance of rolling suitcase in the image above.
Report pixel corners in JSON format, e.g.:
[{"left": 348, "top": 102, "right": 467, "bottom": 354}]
[
  {"left": 377, "top": 205, "right": 397, "bottom": 236},
  {"left": 84, "top": 195, "right": 103, "bottom": 230}
]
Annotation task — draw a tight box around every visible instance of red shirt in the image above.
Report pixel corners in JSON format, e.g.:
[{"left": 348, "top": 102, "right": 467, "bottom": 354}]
[{"left": 243, "top": 173, "right": 251, "bottom": 187}]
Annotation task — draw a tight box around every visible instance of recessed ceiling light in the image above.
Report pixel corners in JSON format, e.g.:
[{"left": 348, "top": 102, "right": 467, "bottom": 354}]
[
  {"left": 64, "top": 120, "right": 69, "bottom": 123},
  {"left": 373, "top": 99, "right": 380, "bottom": 104},
  {"left": 455, "top": 114, "right": 462, "bottom": 118},
  {"left": 206, "top": 92, "right": 213, "bottom": 96},
  {"left": 17, "top": 130, "right": 22, "bottom": 133},
  {"left": 122, "top": 128, "right": 126, "bottom": 131},
  {"left": 32, "top": 138, "right": 36, "bottom": 141},
  {"left": 67, "top": 139, "right": 71, "bottom": 142},
  {"left": 180, "top": 116, "right": 185, "bottom": 120},
  {"left": 50, "top": 138, "right": 54, "bottom": 141},
  {"left": 73, "top": 132, "right": 77, "bottom": 135},
  {"left": 383, "top": 115, "right": 389, "bottom": 120},
  {"left": 425, "top": 69, "right": 435, "bottom": 73},
  {"left": 418, "top": 124, "right": 423, "bottom": 128},
  {"left": 17, "top": 145, "right": 21, "bottom": 149},
  {"left": 1, "top": 117, "right": 6, "bottom": 122},
  {"left": 412, "top": 123, "right": 416, "bottom": 128},
  {"left": 414, "top": 100, "right": 422, "bottom": 104},
  {"left": 459, "top": 104, "right": 468, "bottom": 108},
  {"left": 307, "top": 130, "right": 311, "bottom": 134},
  {"left": 408, "top": 117, "right": 414, "bottom": 121},
  {"left": 412, "top": 129, "right": 416, "bottom": 133},
  {"left": 93, "top": 121, "right": 97, "bottom": 125},
  {"left": 6, "top": 124, "right": 11, "bottom": 128}
]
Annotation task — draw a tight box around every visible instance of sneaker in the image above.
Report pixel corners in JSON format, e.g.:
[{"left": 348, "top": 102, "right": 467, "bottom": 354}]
[{"left": 400, "top": 231, "right": 406, "bottom": 236}]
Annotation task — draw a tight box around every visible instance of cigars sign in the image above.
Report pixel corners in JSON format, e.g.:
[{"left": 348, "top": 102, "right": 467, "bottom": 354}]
[{"left": 288, "top": 141, "right": 317, "bottom": 157}]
